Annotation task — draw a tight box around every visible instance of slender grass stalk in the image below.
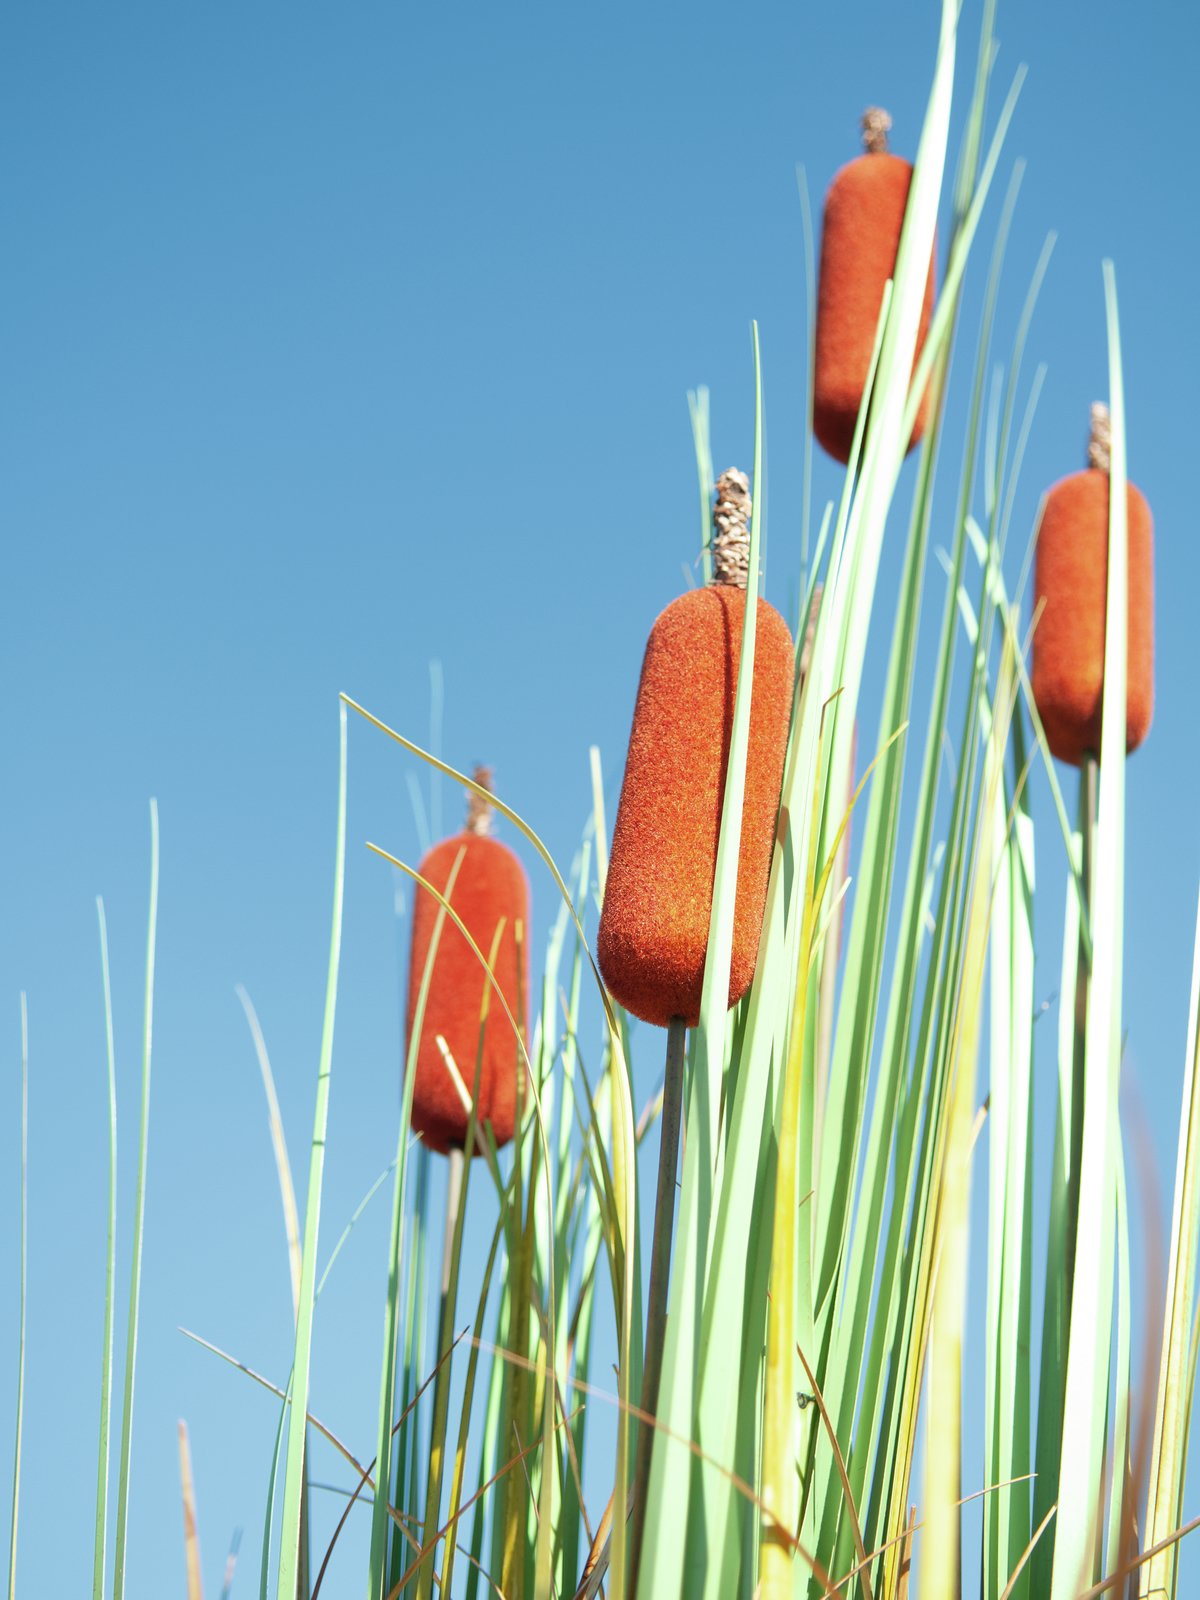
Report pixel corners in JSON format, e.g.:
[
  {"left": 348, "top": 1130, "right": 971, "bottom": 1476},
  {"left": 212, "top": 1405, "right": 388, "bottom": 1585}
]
[
  {"left": 438, "top": 1212, "right": 506, "bottom": 1599},
  {"left": 367, "top": 847, "right": 466, "bottom": 1600},
  {"left": 277, "top": 706, "right": 347, "bottom": 1600},
  {"left": 1104, "top": 1137, "right": 1132, "bottom": 1576},
  {"left": 411, "top": 1146, "right": 465, "bottom": 1600},
  {"left": 1049, "top": 261, "right": 1130, "bottom": 1600},
  {"left": 93, "top": 903, "right": 118, "bottom": 1600},
  {"left": 387, "top": 1142, "right": 428, "bottom": 1598},
  {"left": 760, "top": 708, "right": 831, "bottom": 1600},
  {"left": 112, "top": 797, "right": 160, "bottom": 1600},
  {"left": 236, "top": 986, "right": 302, "bottom": 1317},
  {"left": 925, "top": 643, "right": 1014, "bottom": 1597},
  {"left": 7, "top": 995, "right": 28, "bottom": 1600},
  {"left": 1142, "top": 876, "right": 1200, "bottom": 1595},
  {"left": 795, "top": 163, "right": 816, "bottom": 600},
  {"left": 219, "top": 1529, "right": 243, "bottom": 1600},
  {"left": 688, "top": 388, "right": 714, "bottom": 587},
  {"left": 627, "top": 1015, "right": 686, "bottom": 1594},
  {"left": 236, "top": 984, "right": 311, "bottom": 1600},
  {"left": 260, "top": 1384, "right": 292, "bottom": 1600},
  {"left": 637, "top": 321, "right": 768, "bottom": 1600}
]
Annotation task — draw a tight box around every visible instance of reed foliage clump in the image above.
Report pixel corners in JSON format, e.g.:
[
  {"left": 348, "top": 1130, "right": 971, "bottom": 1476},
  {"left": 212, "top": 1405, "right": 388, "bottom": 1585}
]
[{"left": 7, "top": 2, "right": 1200, "bottom": 1598}]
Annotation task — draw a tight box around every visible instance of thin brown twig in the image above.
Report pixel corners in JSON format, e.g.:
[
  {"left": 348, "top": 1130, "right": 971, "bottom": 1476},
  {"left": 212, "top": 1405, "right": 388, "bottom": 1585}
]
[
  {"left": 385, "top": 1410, "right": 585, "bottom": 1600},
  {"left": 308, "top": 1332, "right": 469, "bottom": 1598},
  {"left": 999, "top": 1505, "right": 1057, "bottom": 1600},
  {"left": 794, "top": 1344, "right": 874, "bottom": 1600},
  {"left": 468, "top": 1335, "right": 838, "bottom": 1591}
]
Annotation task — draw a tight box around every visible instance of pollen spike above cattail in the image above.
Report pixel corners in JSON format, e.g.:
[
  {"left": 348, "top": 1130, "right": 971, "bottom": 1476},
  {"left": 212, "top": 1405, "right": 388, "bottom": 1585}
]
[
  {"left": 1031, "top": 401, "right": 1155, "bottom": 767},
  {"left": 596, "top": 467, "right": 794, "bottom": 1030},
  {"left": 813, "top": 107, "right": 937, "bottom": 464},
  {"left": 405, "top": 763, "right": 530, "bottom": 1155}
]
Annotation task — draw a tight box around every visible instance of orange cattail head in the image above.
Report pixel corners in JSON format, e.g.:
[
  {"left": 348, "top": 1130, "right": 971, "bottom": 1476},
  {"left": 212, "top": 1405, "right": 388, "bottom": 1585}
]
[
  {"left": 405, "top": 769, "right": 530, "bottom": 1155},
  {"left": 813, "top": 110, "right": 936, "bottom": 465},
  {"left": 598, "top": 473, "right": 794, "bottom": 1027},
  {"left": 1032, "top": 406, "right": 1154, "bottom": 766}
]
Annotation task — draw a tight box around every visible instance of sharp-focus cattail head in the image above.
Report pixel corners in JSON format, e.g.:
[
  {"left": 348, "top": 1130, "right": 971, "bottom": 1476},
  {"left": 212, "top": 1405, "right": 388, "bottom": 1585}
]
[
  {"left": 406, "top": 766, "right": 530, "bottom": 1155},
  {"left": 1032, "top": 402, "right": 1154, "bottom": 766},
  {"left": 597, "top": 469, "right": 795, "bottom": 1028},
  {"left": 813, "top": 108, "right": 937, "bottom": 464}
]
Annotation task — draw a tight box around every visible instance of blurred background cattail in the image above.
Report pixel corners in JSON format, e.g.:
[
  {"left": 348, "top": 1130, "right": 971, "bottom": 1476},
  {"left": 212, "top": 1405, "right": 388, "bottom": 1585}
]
[{"left": 405, "top": 764, "right": 530, "bottom": 1154}]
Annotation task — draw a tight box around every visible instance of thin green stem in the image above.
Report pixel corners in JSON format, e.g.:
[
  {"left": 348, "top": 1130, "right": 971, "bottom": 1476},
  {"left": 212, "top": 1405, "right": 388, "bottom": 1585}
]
[
  {"left": 628, "top": 1016, "right": 687, "bottom": 1596},
  {"left": 1064, "top": 757, "right": 1097, "bottom": 1298},
  {"left": 112, "top": 798, "right": 159, "bottom": 1600},
  {"left": 93, "top": 903, "right": 118, "bottom": 1600},
  {"left": 7, "top": 996, "right": 28, "bottom": 1600},
  {"left": 278, "top": 707, "right": 347, "bottom": 1599}
]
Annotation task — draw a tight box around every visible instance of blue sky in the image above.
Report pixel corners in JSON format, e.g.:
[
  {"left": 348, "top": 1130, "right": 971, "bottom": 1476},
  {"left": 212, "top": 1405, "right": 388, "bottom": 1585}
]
[{"left": 2, "top": 1, "right": 1197, "bottom": 1593}]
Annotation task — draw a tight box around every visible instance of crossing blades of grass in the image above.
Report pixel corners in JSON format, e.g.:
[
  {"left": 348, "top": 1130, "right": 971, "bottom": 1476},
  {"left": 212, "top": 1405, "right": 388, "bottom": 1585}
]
[
  {"left": 1049, "top": 260, "right": 1130, "bottom": 1600},
  {"left": 1142, "top": 873, "right": 1200, "bottom": 1596},
  {"left": 277, "top": 708, "right": 347, "bottom": 1600}
]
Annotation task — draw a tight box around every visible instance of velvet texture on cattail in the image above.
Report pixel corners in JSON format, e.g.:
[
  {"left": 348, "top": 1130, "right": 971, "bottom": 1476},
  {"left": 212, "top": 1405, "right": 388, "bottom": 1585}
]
[
  {"left": 1032, "top": 402, "right": 1154, "bottom": 767},
  {"left": 597, "top": 470, "right": 794, "bottom": 1029},
  {"left": 405, "top": 768, "right": 530, "bottom": 1155},
  {"left": 814, "top": 107, "right": 937, "bottom": 464}
]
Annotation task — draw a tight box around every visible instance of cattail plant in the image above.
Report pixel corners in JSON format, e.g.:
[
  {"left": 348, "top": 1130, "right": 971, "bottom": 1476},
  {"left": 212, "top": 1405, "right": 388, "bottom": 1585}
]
[
  {"left": 1032, "top": 400, "right": 1154, "bottom": 765},
  {"left": 813, "top": 107, "right": 937, "bottom": 463},
  {"left": 597, "top": 464, "right": 794, "bottom": 1589},
  {"left": 406, "top": 764, "right": 530, "bottom": 1155}
]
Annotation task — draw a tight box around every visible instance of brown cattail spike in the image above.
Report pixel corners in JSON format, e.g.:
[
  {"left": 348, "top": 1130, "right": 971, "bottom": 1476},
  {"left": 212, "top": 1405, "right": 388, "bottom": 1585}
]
[
  {"left": 598, "top": 486, "right": 794, "bottom": 1030},
  {"left": 813, "top": 111, "right": 937, "bottom": 464},
  {"left": 1031, "top": 403, "right": 1154, "bottom": 766},
  {"left": 1087, "top": 402, "right": 1112, "bottom": 473},
  {"left": 861, "top": 106, "right": 892, "bottom": 153},
  {"left": 465, "top": 765, "right": 495, "bottom": 836},
  {"left": 711, "top": 468, "right": 752, "bottom": 588}
]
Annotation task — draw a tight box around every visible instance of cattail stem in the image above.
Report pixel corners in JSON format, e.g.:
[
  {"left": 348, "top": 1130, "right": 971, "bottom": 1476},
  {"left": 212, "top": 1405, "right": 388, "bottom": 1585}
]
[
  {"left": 1065, "top": 756, "right": 1098, "bottom": 1296},
  {"left": 627, "top": 1015, "right": 688, "bottom": 1596},
  {"left": 413, "top": 1145, "right": 467, "bottom": 1600},
  {"left": 441, "top": 1147, "right": 465, "bottom": 1297}
]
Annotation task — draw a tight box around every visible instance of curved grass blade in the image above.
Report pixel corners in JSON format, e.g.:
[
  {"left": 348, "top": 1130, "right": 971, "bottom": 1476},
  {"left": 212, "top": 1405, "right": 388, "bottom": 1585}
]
[
  {"left": 277, "top": 707, "right": 347, "bottom": 1599},
  {"left": 237, "top": 983, "right": 313, "bottom": 1596},
  {"left": 688, "top": 387, "right": 714, "bottom": 586},
  {"left": 7, "top": 996, "right": 28, "bottom": 1600},
  {"left": 260, "top": 1383, "right": 290, "bottom": 1600},
  {"left": 1142, "top": 871, "right": 1200, "bottom": 1597},
  {"left": 368, "top": 847, "right": 465, "bottom": 1600},
  {"left": 94, "top": 905, "right": 118, "bottom": 1600},
  {"left": 236, "top": 986, "right": 302, "bottom": 1319}
]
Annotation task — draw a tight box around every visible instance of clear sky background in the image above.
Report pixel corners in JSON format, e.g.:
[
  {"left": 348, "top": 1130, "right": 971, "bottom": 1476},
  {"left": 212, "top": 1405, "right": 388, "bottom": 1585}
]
[{"left": 2, "top": 1, "right": 1197, "bottom": 1593}]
